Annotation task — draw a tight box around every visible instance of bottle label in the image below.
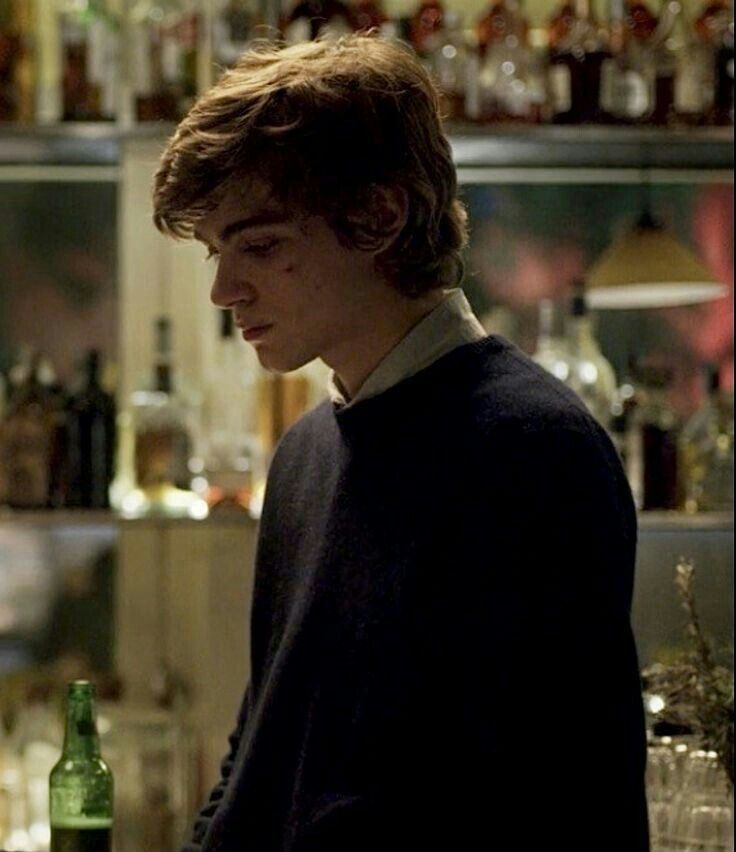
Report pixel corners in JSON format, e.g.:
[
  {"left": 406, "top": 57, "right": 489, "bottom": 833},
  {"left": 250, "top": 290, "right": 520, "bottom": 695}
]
[
  {"left": 601, "top": 59, "right": 651, "bottom": 118},
  {"left": 548, "top": 64, "right": 571, "bottom": 114}
]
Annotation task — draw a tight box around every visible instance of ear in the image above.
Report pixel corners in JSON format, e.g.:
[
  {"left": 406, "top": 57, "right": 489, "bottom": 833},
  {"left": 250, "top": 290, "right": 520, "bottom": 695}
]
[
  {"left": 368, "top": 184, "right": 409, "bottom": 250},
  {"left": 345, "top": 183, "right": 409, "bottom": 254}
]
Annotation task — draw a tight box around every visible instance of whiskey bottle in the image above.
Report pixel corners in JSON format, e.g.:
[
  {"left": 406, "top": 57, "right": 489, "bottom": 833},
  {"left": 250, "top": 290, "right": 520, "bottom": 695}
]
[
  {"left": 548, "top": 0, "right": 611, "bottom": 124},
  {"left": 409, "top": 0, "right": 445, "bottom": 59},
  {"left": 59, "top": 0, "right": 119, "bottom": 122},
  {"left": 213, "top": 0, "right": 255, "bottom": 70},
  {"left": 0, "top": 0, "right": 34, "bottom": 123},
  {"left": 110, "top": 316, "right": 207, "bottom": 518},
  {"left": 65, "top": 349, "right": 116, "bottom": 509},
  {"left": 696, "top": 0, "right": 734, "bottom": 124},
  {"left": 0, "top": 351, "right": 61, "bottom": 509},
  {"left": 131, "top": 0, "right": 200, "bottom": 122}
]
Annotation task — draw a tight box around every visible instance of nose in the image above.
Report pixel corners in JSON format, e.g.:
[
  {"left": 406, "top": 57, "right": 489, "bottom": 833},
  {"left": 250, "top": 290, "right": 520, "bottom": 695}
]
[{"left": 210, "top": 255, "right": 256, "bottom": 309}]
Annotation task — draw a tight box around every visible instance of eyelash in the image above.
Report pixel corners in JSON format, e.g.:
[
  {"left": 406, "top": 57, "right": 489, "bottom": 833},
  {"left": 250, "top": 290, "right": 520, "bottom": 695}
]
[{"left": 204, "top": 240, "right": 278, "bottom": 262}]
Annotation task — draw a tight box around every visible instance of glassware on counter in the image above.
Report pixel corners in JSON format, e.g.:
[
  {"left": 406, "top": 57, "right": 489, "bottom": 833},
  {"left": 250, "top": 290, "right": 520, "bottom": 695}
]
[{"left": 531, "top": 299, "right": 570, "bottom": 383}]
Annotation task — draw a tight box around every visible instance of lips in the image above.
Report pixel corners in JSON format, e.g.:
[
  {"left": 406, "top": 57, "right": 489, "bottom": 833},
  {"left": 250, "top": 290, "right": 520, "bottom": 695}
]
[{"left": 241, "top": 324, "right": 272, "bottom": 341}]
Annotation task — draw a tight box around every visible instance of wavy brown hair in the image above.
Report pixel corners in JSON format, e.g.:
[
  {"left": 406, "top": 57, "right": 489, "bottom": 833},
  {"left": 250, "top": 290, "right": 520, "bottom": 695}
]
[{"left": 153, "top": 33, "right": 468, "bottom": 296}]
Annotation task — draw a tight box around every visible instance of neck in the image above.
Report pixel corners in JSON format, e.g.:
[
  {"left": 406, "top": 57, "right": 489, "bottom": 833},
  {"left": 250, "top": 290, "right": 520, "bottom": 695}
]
[{"left": 326, "top": 288, "right": 447, "bottom": 399}]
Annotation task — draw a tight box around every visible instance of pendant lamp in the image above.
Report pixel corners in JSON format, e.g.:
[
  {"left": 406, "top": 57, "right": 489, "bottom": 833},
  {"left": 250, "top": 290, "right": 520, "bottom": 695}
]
[{"left": 585, "top": 204, "right": 728, "bottom": 311}]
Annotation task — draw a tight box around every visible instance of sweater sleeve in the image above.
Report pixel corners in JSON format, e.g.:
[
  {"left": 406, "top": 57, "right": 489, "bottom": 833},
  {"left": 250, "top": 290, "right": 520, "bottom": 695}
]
[{"left": 179, "top": 685, "right": 252, "bottom": 852}]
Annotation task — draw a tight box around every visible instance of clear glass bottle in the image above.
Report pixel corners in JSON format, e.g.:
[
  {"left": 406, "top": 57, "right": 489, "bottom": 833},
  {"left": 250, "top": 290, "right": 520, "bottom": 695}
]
[
  {"left": 547, "top": 0, "right": 611, "bottom": 124},
  {"left": 49, "top": 680, "right": 113, "bottom": 852},
  {"left": 531, "top": 299, "right": 571, "bottom": 383},
  {"left": 600, "top": 0, "right": 657, "bottom": 123},
  {"left": 472, "top": 0, "right": 545, "bottom": 123},
  {"left": 130, "top": 0, "right": 200, "bottom": 122},
  {"left": 58, "top": 0, "right": 119, "bottom": 122},
  {"left": 679, "top": 365, "right": 734, "bottom": 512},
  {"left": 562, "top": 284, "right": 618, "bottom": 430},
  {"left": 651, "top": 0, "right": 715, "bottom": 125},
  {"left": 110, "top": 317, "right": 207, "bottom": 519},
  {"left": 200, "top": 309, "right": 262, "bottom": 515},
  {"left": 428, "top": 10, "right": 469, "bottom": 120}
]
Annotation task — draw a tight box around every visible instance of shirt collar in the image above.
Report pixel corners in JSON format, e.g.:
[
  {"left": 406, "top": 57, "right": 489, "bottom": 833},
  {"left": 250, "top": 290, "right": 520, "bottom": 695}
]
[{"left": 328, "top": 289, "right": 486, "bottom": 408}]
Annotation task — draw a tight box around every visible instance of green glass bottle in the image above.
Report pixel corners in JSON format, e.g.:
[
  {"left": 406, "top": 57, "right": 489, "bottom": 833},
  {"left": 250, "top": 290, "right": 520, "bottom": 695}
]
[{"left": 49, "top": 681, "right": 113, "bottom": 852}]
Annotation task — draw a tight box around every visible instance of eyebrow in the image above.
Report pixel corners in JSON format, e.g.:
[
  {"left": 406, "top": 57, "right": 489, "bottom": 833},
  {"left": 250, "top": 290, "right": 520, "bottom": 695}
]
[{"left": 196, "top": 211, "right": 292, "bottom": 246}]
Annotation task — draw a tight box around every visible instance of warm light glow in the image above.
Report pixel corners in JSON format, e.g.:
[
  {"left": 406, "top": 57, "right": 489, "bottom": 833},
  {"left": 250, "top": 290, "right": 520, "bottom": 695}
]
[{"left": 587, "top": 282, "right": 728, "bottom": 310}]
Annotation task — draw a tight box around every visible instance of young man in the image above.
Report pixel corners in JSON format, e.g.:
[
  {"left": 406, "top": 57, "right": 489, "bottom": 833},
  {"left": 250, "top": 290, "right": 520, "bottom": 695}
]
[{"left": 154, "top": 34, "right": 650, "bottom": 852}]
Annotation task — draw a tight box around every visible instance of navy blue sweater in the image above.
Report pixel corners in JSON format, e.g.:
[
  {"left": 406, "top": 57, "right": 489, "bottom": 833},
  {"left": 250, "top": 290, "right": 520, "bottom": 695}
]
[{"left": 184, "top": 335, "right": 650, "bottom": 851}]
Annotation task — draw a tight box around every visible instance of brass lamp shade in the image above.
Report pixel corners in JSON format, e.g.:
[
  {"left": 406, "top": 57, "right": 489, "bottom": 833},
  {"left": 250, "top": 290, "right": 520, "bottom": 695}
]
[{"left": 586, "top": 212, "right": 728, "bottom": 310}]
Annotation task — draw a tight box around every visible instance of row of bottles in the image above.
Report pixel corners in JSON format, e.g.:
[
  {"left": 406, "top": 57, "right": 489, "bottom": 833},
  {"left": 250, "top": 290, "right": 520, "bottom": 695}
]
[
  {"left": 531, "top": 289, "right": 734, "bottom": 513},
  {"left": 275, "top": 0, "right": 734, "bottom": 126},
  {"left": 0, "top": 0, "right": 732, "bottom": 126},
  {"left": 0, "top": 312, "right": 313, "bottom": 518},
  {"left": 0, "top": 349, "right": 115, "bottom": 511}
]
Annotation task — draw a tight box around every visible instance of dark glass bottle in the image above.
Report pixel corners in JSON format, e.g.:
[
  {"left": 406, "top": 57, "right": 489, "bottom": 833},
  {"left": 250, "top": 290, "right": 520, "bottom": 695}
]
[
  {"left": 66, "top": 350, "right": 116, "bottom": 509},
  {"left": 548, "top": 0, "right": 611, "bottom": 123},
  {"left": 49, "top": 680, "right": 113, "bottom": 852}
]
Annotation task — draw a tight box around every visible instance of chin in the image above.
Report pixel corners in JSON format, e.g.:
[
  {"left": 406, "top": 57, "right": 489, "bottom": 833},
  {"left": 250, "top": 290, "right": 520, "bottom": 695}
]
[{"left": 254, "top": 346, "right": 312, "bottom": 374}]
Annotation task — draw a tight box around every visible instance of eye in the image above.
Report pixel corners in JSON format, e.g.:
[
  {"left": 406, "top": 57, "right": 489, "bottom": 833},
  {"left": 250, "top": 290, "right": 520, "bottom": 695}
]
[{"left": 240, "top": 238, "right": 279, "bottom": 257}]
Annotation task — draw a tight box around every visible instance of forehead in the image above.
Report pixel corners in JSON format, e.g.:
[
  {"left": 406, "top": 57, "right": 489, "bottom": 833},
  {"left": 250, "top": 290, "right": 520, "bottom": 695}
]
[{"left": 195, "top": 176, "right": 293, "bottom": 243}]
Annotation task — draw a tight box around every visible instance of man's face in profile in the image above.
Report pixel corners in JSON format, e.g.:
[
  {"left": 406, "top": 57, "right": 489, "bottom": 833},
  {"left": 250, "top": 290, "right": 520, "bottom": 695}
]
[{"left": 195, "top": 177, "right": 387, "bottom": 376}]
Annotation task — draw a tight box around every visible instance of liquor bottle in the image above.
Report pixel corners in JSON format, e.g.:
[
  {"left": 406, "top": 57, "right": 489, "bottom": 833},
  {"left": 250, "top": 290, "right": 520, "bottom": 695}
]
[
  {"left": 131, "top": 0, "right": 200, "bottom": 122},
  {"left": 650, "top": 0, "right": 715, "bottom": 125},
  {"left": 427, "top": 10, "right": 469, "bottom": 119},
  {"left": 547, "top": 0, "right": 576, "bottom": 51},
  {"left": 471, "top": 0, "right": 545, "bottom": 123},
  {"left": 679, "top": 364, "right": 734, "bottom": 512},
  {"left": 59, "top": 0, "right": 119, "bottom": 121},
  {"left": 600, "top": 0, "right": 657, "bottom": 123},
  {"left": 281, "top": 0, "right": 353, "bottom": 44},
  {"left": 531, "top": 299, "right": 571, "bottom": 383},
  {"left": 213, "top": 0, "right": 255, "bottom": 70},
  {"left": 110, "top": 316, "right": 206, "bottom": 518},
  {"left": 350, "top": 0, "right": 397, "bottom": 35},
  {"left": 562, "top": 283, "right": 618, "bottom": 430},
  {"left": 548, "top": 0, "right": 611, "bottom": 123},
  {"left": 0, "top": 351, "right": 62, "bottom": 509},
  {"left": 631, "top": 363, "right": 680, "bottom": 510},
  {"left": 696, "top": 0, "right": 735, "bottom": 124},
  {"left": 49, "top": 680, "right": 113, "bottom": 852},
  {"left": 65, "top": 349, "right": 117, "bottom": 509},
  {"left": 0, "top": 0, "right": 34, "bottom": 123},
  {"left": 476, "top": 0, "right": 527, "bottom": 56},
  {"left": 409, "top": 0, "right": 445, "bottom": 58},
  {"left": 201, "top": 309, "right": 262, "bottom": 513}
]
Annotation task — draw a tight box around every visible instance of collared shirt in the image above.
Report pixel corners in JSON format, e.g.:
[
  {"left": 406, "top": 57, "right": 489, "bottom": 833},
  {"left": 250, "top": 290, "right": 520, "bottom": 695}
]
[{"left": 328, "top": 289, "right": 487, "bottom": 408}]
